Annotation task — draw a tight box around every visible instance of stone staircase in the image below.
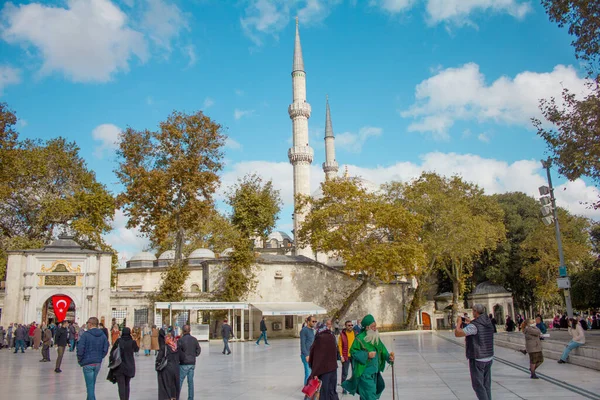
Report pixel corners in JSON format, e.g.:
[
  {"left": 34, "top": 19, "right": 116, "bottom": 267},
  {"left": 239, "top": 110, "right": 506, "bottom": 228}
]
[{"left": 494, "top": 332, "right": 600, "bottom": 371}]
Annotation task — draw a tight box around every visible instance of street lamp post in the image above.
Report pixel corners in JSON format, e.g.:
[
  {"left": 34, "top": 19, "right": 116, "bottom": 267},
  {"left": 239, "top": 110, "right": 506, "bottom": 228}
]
[{"left": 539, "top": 159, "right": 573, "bottom": 318}]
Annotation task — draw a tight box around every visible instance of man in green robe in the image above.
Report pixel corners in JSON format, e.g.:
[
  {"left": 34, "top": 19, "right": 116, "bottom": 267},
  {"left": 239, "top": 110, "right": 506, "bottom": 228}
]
[{"left": 341, "top": 314, "right": 395, "bottom": 399}]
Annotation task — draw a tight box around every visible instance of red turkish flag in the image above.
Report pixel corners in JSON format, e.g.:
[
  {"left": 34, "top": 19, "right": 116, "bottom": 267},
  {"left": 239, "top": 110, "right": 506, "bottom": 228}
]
[{"left": 52, "top": 295, "right": 72, "bottom": 322}]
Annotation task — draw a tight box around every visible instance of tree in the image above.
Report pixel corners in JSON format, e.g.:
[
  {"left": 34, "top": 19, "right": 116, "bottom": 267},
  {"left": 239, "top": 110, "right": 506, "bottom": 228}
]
[
  {"left": 535, "top": 0, "right": 600, "bottom": 209},
  {"left": 212, "top": 235, "right": 257, "bottom": 302},
  {"left": 116, "top": 110, "right": 226, "bottom": 263},
  {"left": 1, "top": 104, "right": 116, "bottom": 280},
  {"left": 520, "top": 207, "right": 593, "bottom": 310},
  {"left": 225, "top": 173, "right": 282, "bottom": 243},
  {"left": 570, "top": 268, "right": 600, "bottom": 309},
  {"left": 386, "top": 173, "right": 505, "bottom": 325},
  {"left": 297, "top": 178, "right": 425, "bottom": 320},
  {"left": 479, "top": 192, "right": 541, "bottom": 313}
]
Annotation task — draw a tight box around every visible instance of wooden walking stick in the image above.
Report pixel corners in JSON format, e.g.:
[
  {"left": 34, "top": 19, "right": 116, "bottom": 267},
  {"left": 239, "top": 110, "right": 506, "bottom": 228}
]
[{"left": 391, "top": 360, "right": 396, "bottom": 400}]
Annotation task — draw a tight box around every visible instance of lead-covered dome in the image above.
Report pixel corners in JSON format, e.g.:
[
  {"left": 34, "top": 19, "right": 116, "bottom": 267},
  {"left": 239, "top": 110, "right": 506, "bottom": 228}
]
[
  {"left": 187, "top": 248, "right": 215, "bottom": 259},
  {"left": 158, "top": 250, "right": 175, "bottom": 260},
  {"left": 267, "top": 231, "right": 293, "bottom": 242},
  {"left": 473, "top": 281, "right": 509, "bottom": 295},
  {"left": 130, "top": 251, "right": 157, "bottom": 262}
]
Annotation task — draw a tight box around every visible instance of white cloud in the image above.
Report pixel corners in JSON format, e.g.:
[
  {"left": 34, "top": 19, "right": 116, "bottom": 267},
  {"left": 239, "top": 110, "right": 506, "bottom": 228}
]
[
  {"left": 183, "top": 45, "right": 196, "bottom": 67},
  {"left": 225, "top": 137, "right": 242, "bottom": 150},
  {"left": 1, "top": 0, "right": 148, "bottom": 82},
  {"left": 369, "top": 0, "right": 414, "bottom": 14},
  {"left": 92, "top": 123, "right": 121, "bottom": 158},
  {"left": 401, "top": 63, "right": 589, "bottom": 138},
  {"left": 203, "top": 97, "right": 214, "bottom": 109},
  {"left": 234, "top": 109, "right": 255, "bottom": 120},
  {"left": 103, "top": 208, "right": 151, "bottom": 260},
  {"left": 425, "top": 0, "right": 532, "bottom": 26},
  {"left": 477, "top": 132, "right": 490, "bottom": 143},
  {"left": 221, "top": 153, "right": 599, "bottom": 221},
  {"left": 140, "top": 0, "right": 189, "bottom": 51},
  {"left": 336, "top": 126, "right": 382, "bottom": 153},
  {"left": 371, "top": 0, "right": 531, "bottom": 25},
  {"left": 0, "top": 65, "right": 20, "bottom": 94},
  {"left": 240, "top": 0, "right": 339, "bottom": 45}
]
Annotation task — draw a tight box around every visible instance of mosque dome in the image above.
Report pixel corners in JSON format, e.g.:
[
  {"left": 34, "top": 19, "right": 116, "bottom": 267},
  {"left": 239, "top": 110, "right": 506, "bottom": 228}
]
[
  {"left": 129, "top": 251, "right": 157, "bottom": 262},
  {"left": 267, "top": 231, "right": 293, "bottom": 243},
  {"left": 187, "top": 248, "right": 215, "bottom": 259},
  {"left": 158, "top": 250, "right": 176, "bottom": 260},
  {"left": 220, "top": 248, "right": 234, "bottom": 257},
  {"left": 472, "top": 281, "right": 509, "bottom": 295}
]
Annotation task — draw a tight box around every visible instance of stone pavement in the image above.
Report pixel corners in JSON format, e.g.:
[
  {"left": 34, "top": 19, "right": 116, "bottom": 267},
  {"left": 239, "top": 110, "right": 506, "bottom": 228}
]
[{"left": 0, "top": 332, "right": 599, "bottom": 399}]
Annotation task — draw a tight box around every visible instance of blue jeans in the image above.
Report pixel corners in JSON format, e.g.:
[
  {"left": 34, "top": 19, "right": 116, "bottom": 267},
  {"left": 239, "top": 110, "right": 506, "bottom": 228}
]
[
  {"left": 301, "top": 355, "right": 311, "bottom": 386},
  {"left": 82, "top": 364, "right": 101, "bottom": 400},
  {"left": 69, "top": 338, "right": 75, "bottom": 351},
  {"left": 14, "top": 339, "right": 25, "bottom": 352},
  {"left": 223, "top": 338, "right": 231, "bottom": 353},
  {"left": 256, "top": 331, "right": 268, "bottom": 344},
  {"left": 180, "top": 365, "right": 195, "bottom": 400},
  {"left": 561, "top": 340, "right": 583, "bottom": 361}
]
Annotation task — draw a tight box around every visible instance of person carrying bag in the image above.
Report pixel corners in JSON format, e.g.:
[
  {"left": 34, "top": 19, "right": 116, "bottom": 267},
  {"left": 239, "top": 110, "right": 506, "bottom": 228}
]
[{"left": 107, "top": 327, "right": 138, "bottom": 400}]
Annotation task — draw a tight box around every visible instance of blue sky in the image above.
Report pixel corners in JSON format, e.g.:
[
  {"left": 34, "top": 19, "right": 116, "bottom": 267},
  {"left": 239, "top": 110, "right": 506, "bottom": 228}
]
[{"left": 1, "top": 0, "right": 598, "bottom": 261}]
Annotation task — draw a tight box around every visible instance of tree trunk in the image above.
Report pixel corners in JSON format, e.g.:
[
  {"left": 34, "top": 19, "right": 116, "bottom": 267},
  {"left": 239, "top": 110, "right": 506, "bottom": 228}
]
[
  {"left": 333, "top": 278, "right": 370, "bottom": 321},
  {"left": 174, "top": 227, "right": 184, "bottom": 264},
  {"left": 405, "top": 281, "right": 423, "bottom": 330},
  {"left": 451, "top": 279, "right": 460, "bottom": 326}
]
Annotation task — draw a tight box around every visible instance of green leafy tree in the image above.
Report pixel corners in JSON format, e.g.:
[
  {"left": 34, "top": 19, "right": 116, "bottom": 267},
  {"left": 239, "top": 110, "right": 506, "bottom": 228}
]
[
  {"left": 535, "top": 0, "right": 600, "bottom": 209},
  {"left": 520, "top": 208, "right": 593, "bottom": 309},
  {"left": 387, "top": 173, "right": 505, "bottom": 324},
  {"left": 570, "top": 268, "right": 600, "bottom": 309},
  {"left": 480, "top": 192, "right": 541, "bottom": 312},
  {"left": 297, "top": 178, "right": 426, "bottom": 320},
  {"left": 212, "top": 235, "right": 257, "bottom": 302},
  {"left": 116, "top": 110, "right": 226, "bottom": 264},
  {"left": 225, "top": 173, "right": 282, "bottom": 243},
  {"left": 1, "top": 104, "right": 116, "bottom": 280}
]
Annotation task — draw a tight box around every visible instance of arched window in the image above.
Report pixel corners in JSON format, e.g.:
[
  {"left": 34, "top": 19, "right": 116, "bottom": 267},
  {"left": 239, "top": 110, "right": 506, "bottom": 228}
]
[{"left": 190, "top": 284, "right": 200, "bottom": 293}]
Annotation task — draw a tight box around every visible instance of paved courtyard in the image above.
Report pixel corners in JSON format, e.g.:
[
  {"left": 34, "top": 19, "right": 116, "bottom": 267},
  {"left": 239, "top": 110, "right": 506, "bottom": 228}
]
[{"left": 0, "top": 331, "right": 599, "bottom": 399}]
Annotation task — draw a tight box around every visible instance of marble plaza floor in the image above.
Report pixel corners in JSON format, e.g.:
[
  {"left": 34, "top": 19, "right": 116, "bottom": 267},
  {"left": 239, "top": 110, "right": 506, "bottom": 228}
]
[{"left": 1, "top": 331, "right": 599, "bottom": 400}]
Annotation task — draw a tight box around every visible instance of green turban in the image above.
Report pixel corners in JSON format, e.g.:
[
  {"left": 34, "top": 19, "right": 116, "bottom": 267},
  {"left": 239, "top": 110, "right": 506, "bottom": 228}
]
[{"left": 361, "top": 314, "right": 375, "bottom": 329}]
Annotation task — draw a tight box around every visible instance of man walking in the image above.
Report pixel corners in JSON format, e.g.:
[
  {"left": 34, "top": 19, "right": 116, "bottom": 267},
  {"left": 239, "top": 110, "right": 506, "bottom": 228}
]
[
  {"left": 6, "top": 323, "right": 13, "bottom": 349},
  {"left": 68, "top": 321, "right": 77, "bottom": 351},
  {"left": 179, "top": 325, "right": 201, "bottom": 400},
  {"left": 221, "top": 319, "right": 233, "bottom": 355},
  {"left": 256, "top": 316, "right": 269, "bottom": 346},
  {"left": 55, "top": 320, "right": 68, "bottom": 373},
  {"left": 300, "top": 315, "right": 316, "bottom": 385},
  {"left": 77, "top": 317, "right": 109, "bottom": 400},
  {"left": 338, "top": 320, "right": 355, "bottom": 394},
  {"left": 40, "top": 323, "right": 52, "bottom": 362},
  {"left": 14, "top": 323, "right": 26, "bottom": 353},
  {"left": 454, "top": 304, "right": 494, "bottom": 400}
]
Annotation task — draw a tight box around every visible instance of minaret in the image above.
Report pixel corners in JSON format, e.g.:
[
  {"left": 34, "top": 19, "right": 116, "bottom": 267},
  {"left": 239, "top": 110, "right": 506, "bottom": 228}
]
[
  {"left": 288, "top": 18, "right": 313, "bottom": 258},
  {"left": 323, "top": 95, "right": 339, "bottom": 180}
]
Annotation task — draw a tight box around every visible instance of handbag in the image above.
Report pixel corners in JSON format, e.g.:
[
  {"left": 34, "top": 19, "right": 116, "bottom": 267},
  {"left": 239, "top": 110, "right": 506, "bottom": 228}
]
[
  {"left": 155, "top": 346, "right": 168, "bottom": 371},
  {"left": 301, "top": 376, "right": 321, "bottom": 399},
  {"left": 108, "top": 340, "right": 122, "bottom": 369}
]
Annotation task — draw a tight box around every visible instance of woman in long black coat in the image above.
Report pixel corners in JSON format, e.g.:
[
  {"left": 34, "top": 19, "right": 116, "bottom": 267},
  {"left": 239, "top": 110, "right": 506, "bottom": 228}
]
[
  {"left": 108, "top": 327, "right": 139, "bottom": 400},
  {"left": 156, "top": 327, "right": 180, "bottom": 400}
]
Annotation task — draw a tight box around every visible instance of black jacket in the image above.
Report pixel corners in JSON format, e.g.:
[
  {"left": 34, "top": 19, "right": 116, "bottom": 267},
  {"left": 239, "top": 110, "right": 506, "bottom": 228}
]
[
  {"left": 178, "top": 334, "right": 201, "bottom": 365},
  {"left": 55, "top": 327, "right": 68, "bottom": 347},
  {"left": 110, "top": 334, "right": 138, "bottom": 377},
  {"left": 260, "top": 320, "right": 267, "bottom": 332}
]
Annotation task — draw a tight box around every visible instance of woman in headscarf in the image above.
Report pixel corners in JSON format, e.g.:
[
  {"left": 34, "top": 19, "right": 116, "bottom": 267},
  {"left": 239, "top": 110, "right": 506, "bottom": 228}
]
[
  {"left": 107, "top": 327, "right": 139, "bottom": 400},
  {"left": 111, "top": 322, "right": 121, "bottom": 345},
  {"left": 32, "top": 323, "right": 42, "bottom": 350},
  {"left": 156, "top": 327, "right": 180, "bottom": 400},
  {"left": 308, "top": 319, "right": 339, "bottom": 400},
  {"left": 132, "top": 326, "right": 141, "bottom": 356},
  {"left": 142, "top": 324, "right": 152, "bottom": 356},
  {"left": 151, "top": 325, "right": 160, "bottom": 355}
]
